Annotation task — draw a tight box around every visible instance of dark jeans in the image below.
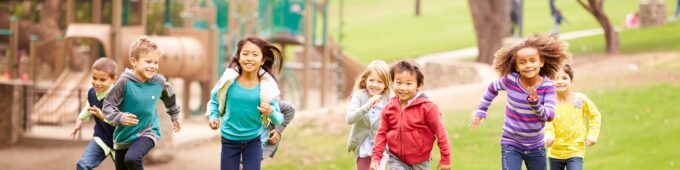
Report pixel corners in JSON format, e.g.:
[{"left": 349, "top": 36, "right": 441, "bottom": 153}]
[
  {"left": 501, "top": 144, "right": 547, "bottom": 170},
  {"left": 221, "top": 136, "right": 262, "bottom": 170},
  {"left": 114, "top": 137, "right": 155, "bottom": 170},
  {"left": 549, "top": 157, "right": 583, "bottom": 170}
]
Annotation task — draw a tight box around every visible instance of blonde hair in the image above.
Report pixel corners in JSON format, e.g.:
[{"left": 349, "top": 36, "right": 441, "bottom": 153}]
[
  {"left": 353, "top": 60, "right": 391, "bottom": 95},
  {"left": 129, "top": 37, "right": 163, "bottom": 60}
]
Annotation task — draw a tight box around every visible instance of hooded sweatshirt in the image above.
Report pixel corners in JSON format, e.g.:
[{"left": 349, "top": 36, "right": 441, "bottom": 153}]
[
  {"left": 103, "top": 69, "right": 180, "bottom": 149},
  {"left": 371, "top": 92, "right": 452, "bottom": 165}
]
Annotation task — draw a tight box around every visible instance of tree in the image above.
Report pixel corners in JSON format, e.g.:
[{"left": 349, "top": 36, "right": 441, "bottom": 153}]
[
  {"left": 577, "top": 0, "right": 619, "bottom": 53},
  {"left": 468, "top": 0, "right": 511, "bottom": 64}
]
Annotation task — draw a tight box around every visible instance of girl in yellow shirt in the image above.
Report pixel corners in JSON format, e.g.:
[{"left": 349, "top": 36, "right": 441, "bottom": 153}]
[{"left": 545, "top": 64, "right": 602, "bottom": 170}]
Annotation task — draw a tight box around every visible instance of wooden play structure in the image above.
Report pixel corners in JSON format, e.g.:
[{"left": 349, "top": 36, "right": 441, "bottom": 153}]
[{"left": 20, "top": 0, "right": 362, "bottom": 125}]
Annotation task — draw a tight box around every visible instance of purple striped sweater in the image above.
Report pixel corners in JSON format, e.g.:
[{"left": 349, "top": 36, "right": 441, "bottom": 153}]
[{"left": 476, "top": 72, "right": 556, "bottom": 151}]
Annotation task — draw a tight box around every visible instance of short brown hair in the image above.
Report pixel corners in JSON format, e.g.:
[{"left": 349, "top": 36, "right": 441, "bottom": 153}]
[
  {"left": 492, "top": 33, "right": 571, "bottom": 79},
  {"left": 92, "top": 57, "right": 118, "bottom": 78},
  {"left": 561, "top": 64, "right": 574, "bottom": 81},
  {"left": 129, "top": 37, "right": 163, "bottom": 60},
  {"left": 390, "top": 60, "right": 424, "bottom": 87}
]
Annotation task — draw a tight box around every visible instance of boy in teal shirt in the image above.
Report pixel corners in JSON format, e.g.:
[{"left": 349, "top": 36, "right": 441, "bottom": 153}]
[{"left": 103, "top": 37, "right": 181, "bottom": 170}]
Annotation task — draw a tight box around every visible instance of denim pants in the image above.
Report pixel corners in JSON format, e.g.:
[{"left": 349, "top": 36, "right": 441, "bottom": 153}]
[
  {"left": 501, "top": 144, "right": 547, "bottom": 170},
  {"left": 221, "top": 136, "right": 262, "bottom": 170},
  {"left": 77, "top": 140, "right": 112, "bottom": 170},
  {"left": 549, "top": 157, "right": 583, "bottom": 170},
  {"left": 114, "top": 137, "right": 155, "bottom": 170}
]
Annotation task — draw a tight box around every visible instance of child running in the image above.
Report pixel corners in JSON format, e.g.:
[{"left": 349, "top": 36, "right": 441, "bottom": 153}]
[
  {"left": 346, "top": 60, "right": 391, "bottom": 170},
  {"left": 370, "top": 60, "right": 451, "bottom": 170},
  {"left": 544, "top": 64, "right": 602, "bottom": 170},
  {"left": 469, "top": 33, "right": 570, "bottom": 170},
  {"left": 103, "top": 37, "right": 181, "bottom": 170},
  {"left": 71, "top": 57, "right": 118, "bottom": 170},
  {"left": 206, "top": 36, "right": 284, "bottom": 170}
]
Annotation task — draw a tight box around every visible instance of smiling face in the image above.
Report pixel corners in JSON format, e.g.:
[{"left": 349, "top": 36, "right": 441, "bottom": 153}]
[
  {"left": 91, "top": 69, "right": 115, "bottom": 93},
  {"left": 393, "top": 71, "right": 420, "bottom": 103},
  {"left": 515, "top": 47, "right": 545, "bottom": 79},
  {"left": 130, "top": 53, "right": 160, "bottom": 82},
  {"left": 554, "top": 69, "right": 573, "bottom": 93},
  {"left": 365, "top": 71, "right": 387, "bottom": 96},
  {"left": 238, "top": 41, "right": 264, "bottom": 74}
]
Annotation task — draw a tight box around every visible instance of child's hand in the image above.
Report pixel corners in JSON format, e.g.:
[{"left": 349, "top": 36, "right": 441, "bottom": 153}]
[
  {"left": 268, "top": 130, "right": 280, "bottom": 144},
  {"left": 88, "top": 106, "right": 104, "bottom": 119},
  {"left": 545, "top": 138, "right": 554, "bottom": 147},
  {"left": 469, "top": 116, "right": 485, "bottom": 129},
  {"left": 257, "top": 104, "right": 273, "bottom": 117},
  {"left": 369, "top": 161, "right": 379, "bottom": 170},
  {"left": 367, "top": 95, "right": 382, "bottom": 108},
  {"left": 438, "top": 163, "right": 451, "bottom": 170},
  {"left": 208, "top": 119, "right": 220, "bottom": 130},
  {"left": 586, "top": 139, "right": 597, "bottom": 147},
  {"left": 527, "top": 88, "right": 539, "bottom": 104},
  {"left": 121, "top": 113, "right": 139, "bottom": 126},
  {"left": 69, "top": 126, "right": 81, "bottom": 140},
  {"left": 172, "top": 120, "right": 181, "bottom": 132}
]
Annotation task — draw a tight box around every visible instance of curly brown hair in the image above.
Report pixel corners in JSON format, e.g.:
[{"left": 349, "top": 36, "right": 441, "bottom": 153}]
[{"left": 492, "top": 33, "right": 571, "bottom": 79}]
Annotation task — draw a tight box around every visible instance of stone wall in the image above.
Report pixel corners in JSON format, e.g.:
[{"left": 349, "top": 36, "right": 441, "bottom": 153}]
[
  {"left": 640, "top": 0, "right": 667, "bottom": 27},
  {"left": 423, "top": 61, "right": 485, "bottom": 89}
]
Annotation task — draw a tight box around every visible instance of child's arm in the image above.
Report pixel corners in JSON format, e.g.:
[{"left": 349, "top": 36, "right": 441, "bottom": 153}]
[
  {"left": 102, "top": 79, "right": 138, "bottom": 126},
  {"left": 370, "top": 109, "right": 390, "bottom": 165},
  {"left": 582, "top": 95, "right": 601, "bottom": 146},
  {"left": 528, "top": 85, "right": 556, "bottom": 122},
  {"left": 160, "top": 81, "right": 181, "bottom": 132},
  {"left": 470, "top": 79, "right": 505, "bottom": 128},
  {"left": 70, "top": 106, "right": 89, "bottom": 139},
  {"left": 425, "top": 104, "right": 452, "bottom": 167},
  {"left": 265, "top": 98, "right": 283, "bottom": 125},
  {"left": 275, "top": 101, "right": 296, "bottom": 134},
  {"left": 544, "top": 121, "right": 556, "bottom": 146},
  {"left": 346, "top": 92, "right": 372, "bottom": 124}
]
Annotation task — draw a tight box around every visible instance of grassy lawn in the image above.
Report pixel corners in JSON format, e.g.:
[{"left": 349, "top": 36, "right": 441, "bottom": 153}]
[
  {"left": 325, "top": 0, "right": 677, "bottom": 63},
  {"left": 568, "top": 21, "right": 680, "bottom": 55},
  {"left": 263, "top": 83, "right": 680, "bottom": 169}
]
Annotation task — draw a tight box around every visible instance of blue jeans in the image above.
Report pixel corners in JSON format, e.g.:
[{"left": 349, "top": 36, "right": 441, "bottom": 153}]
[
  {"left": 114, "top": 137, "right": 155, "bottom": 170},
  {"left": 221, "top": 136, "right": 262, "bottom": 170},
  {"left": 77, "top": 140, "right": 112, "bottom": 170},
  {"left": 501, "top": 145, "right": 547, "bottom": 170},
  {"left": 549, "top": 157, "right": 583, "bottom": 170}
]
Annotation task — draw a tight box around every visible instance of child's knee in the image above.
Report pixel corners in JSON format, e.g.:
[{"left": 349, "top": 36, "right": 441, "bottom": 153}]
[{"left": 123, "top": 155, "right": 142, "bottom": 165}]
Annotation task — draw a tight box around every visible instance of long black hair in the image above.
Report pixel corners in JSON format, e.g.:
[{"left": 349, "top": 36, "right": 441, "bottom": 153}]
[{"left": 229, "top": 36, "right": 284, "bottom": 81}]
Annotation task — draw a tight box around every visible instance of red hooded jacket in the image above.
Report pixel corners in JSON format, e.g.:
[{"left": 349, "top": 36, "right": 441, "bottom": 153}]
[{"left": 371, "top": 93, "right": 452, "bottom": 165}]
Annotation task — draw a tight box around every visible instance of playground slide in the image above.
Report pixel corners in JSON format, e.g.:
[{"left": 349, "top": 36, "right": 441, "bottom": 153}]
[{"left": 31, "top": 69, "right": 90, "bottom": 125}]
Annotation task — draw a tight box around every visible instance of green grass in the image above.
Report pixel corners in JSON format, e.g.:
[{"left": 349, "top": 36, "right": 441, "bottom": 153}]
[
  {"left": 568, "top": 21, "right": 680, "bottom": 55},
  {"left": 262, "top": 83, "right": 680, "bottom": 169},
  {"left": 325, "top": 0, "right": 678, "bottom": 63}
]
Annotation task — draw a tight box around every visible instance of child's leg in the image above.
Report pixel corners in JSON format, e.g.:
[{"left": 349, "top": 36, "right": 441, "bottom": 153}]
[
  {"left": 522, "top": 147, "right": 547, "bottom": 170},
  {"left": 241, "top": 137, "right": 263, "bottom": 170},
  {"left": 76, "top": 140, "right": 107, "bottom": 170},
  {"left": 355, "top": 156, "right": 371, "bottom": 170},
  {"left": 564, "top": 157, "right": 583, "bottom": 170},
  {"left": 123, "top": 137, "right": 155, "bottom": 170},
  {"left": 221, "top": 137, "right": 244, "bottom": 170},
  {"left": 501, "top": 145, "right": 524, "bottom": 170},
  {"left": 549, "top": 157, "right": 568, "bottom": 170},
  {"left": 114, "top": 149, "right": 128, "bottom": 170}
]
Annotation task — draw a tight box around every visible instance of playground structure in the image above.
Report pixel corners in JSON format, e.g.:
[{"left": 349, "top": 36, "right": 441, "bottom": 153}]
[{"left": 6, "top": 0, "right": 363, "bottom": 126}]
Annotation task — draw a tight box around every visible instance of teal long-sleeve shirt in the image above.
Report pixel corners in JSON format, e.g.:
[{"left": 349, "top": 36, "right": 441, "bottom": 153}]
[{"left": 210, "top": 80, "right": 282, "bottom": 141}]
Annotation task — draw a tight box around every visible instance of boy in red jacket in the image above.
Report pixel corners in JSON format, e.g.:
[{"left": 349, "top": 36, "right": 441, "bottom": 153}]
[{"left": 370, "top": 60, "right": 451, "bottom": 170}]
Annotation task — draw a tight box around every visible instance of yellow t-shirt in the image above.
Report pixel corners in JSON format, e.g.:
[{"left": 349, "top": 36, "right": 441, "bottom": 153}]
[{"left": 545, "top": 92, "right": 602, "bottom": 159}]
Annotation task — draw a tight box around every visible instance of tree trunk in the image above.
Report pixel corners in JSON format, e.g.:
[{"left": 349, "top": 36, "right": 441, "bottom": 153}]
[
  {"left": 579, "top": 0, "right": 620, "bottom": 53},
  {"left": 415, "top": 0, "right": 421, "bottom": 16},
  {"left": 468, "top": 0, "right": 511, "bottom": 64}
]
